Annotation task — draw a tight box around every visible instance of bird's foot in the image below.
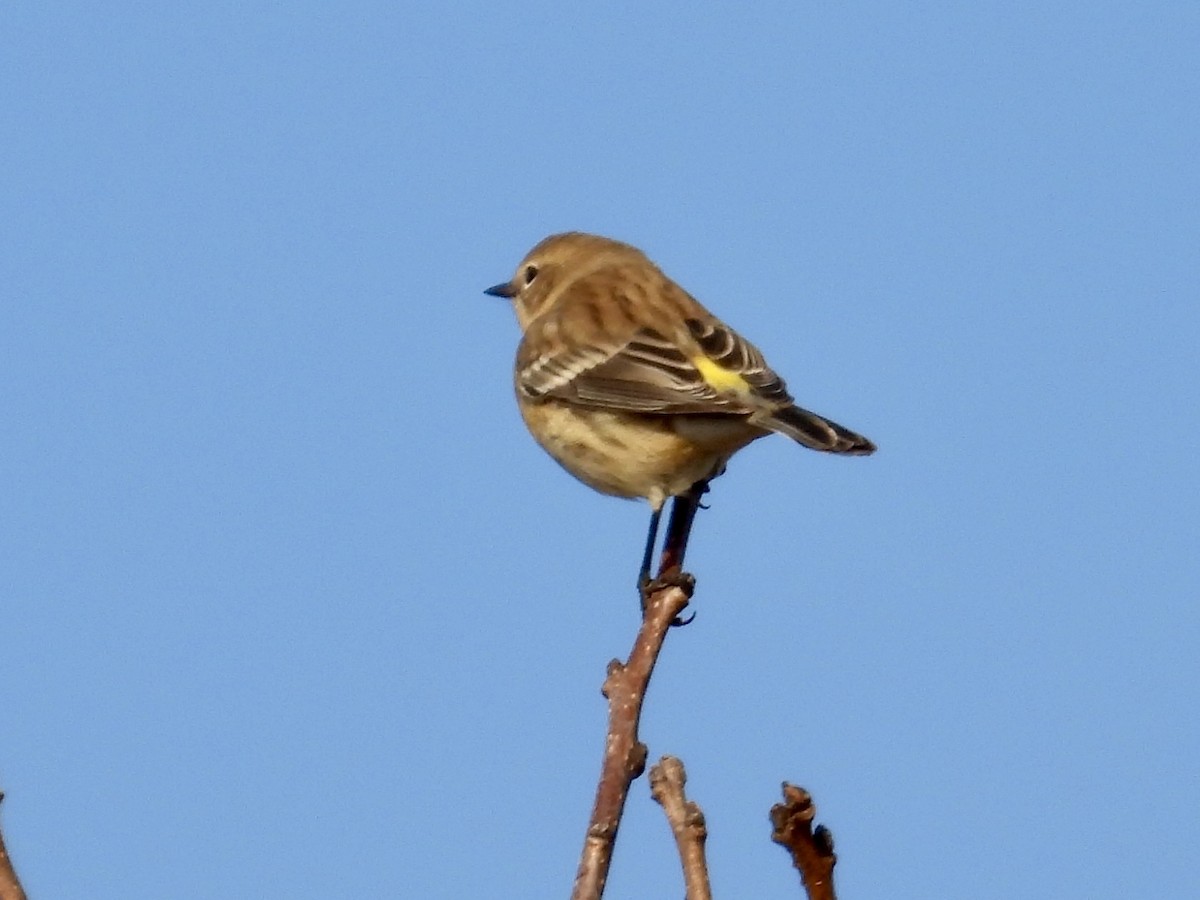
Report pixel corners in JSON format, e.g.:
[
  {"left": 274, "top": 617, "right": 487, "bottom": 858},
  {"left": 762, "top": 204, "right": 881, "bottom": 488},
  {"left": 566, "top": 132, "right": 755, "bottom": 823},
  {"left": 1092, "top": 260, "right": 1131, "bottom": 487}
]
[{"left": 638, "top": 569, "right": 697, "bottom": 626}]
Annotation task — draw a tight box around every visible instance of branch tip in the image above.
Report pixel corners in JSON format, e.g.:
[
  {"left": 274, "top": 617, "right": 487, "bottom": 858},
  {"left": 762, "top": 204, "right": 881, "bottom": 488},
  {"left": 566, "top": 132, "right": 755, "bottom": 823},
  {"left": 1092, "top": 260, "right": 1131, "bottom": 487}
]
[
  {"left": 770, "top": 782, "right": 837, "bottom": 900},
  {"left": 650, "top": 756, "right": 712, "bottom": 900}
]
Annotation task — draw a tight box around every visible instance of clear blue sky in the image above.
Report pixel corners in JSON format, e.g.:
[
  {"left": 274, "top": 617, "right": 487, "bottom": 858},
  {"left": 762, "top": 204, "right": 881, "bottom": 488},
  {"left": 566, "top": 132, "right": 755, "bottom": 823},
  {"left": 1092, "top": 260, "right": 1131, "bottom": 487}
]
[{"left": 3, "top": 3, "right": 1197, "bottom": 898}]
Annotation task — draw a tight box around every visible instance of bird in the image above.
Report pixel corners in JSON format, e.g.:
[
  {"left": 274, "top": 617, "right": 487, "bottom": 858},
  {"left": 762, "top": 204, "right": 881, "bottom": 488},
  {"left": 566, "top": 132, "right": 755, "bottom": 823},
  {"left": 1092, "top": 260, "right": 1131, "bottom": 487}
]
[{"left": 484, "top": 232, "right": 875, "bottom": 594}]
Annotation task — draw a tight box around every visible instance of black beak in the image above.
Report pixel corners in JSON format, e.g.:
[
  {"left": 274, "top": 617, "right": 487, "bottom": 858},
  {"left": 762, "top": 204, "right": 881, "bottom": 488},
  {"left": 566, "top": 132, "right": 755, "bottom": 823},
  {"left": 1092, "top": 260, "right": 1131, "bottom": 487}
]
[{"left": 483, "top": 281, "right": 518, "bottom": 298}]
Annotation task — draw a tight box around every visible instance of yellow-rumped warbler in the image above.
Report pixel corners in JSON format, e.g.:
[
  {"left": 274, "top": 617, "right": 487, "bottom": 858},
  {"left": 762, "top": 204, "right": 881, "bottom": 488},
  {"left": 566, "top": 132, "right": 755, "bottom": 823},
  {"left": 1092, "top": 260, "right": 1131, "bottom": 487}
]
[{"left": 485, "top": 232, "right": 875, "bottom": 587}]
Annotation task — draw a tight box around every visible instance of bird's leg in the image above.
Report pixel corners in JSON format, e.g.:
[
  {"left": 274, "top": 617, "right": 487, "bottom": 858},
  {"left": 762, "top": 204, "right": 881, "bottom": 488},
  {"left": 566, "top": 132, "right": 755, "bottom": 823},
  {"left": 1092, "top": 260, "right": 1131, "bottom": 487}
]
[
  {"left": 639, "top": 480, "right": 708, "bottom": 618},
  {"left": 636, "top": 504, "right": 664, "bottom": 594},
  {"left": 658, "top": 479, "right": 708, "bottom": 579}
]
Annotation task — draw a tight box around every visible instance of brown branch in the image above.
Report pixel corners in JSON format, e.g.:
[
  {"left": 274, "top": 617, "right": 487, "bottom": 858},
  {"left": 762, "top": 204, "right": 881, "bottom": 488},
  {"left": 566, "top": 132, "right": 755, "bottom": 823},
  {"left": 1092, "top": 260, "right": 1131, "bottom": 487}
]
[
  {"left": 769, "top": 783, "right": 837, "bottom": 900},
  {"left": 649, "top": 756, "right": 712, "bottom": 900},
  {"left": 0, "top": 793, "right": 28, "bottom": 900},
  {"left": 570, "top": 584, "right": 691, "bottom": 900}
]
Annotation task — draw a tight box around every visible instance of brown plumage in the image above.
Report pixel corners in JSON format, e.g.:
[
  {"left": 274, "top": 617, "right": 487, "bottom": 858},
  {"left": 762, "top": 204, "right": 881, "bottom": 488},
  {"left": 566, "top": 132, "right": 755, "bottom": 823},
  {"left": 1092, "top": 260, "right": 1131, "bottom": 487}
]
[{"left": 486, "top": 232, "right": 875, "bottom": 515}]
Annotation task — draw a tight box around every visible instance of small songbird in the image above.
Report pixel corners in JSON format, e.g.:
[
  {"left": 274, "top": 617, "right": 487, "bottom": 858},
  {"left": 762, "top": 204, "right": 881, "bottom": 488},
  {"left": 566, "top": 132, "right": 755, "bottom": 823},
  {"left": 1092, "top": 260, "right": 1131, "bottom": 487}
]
[{"left": 485, "top": 232, "right": 875, "bottom": 589}]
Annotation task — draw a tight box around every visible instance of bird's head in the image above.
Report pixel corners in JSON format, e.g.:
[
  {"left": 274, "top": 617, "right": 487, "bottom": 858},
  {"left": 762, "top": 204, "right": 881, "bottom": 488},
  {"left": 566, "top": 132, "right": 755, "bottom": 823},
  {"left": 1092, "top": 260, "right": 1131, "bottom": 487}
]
[{"left": 484, "top": 232, "right": 644, "bottom": 329}]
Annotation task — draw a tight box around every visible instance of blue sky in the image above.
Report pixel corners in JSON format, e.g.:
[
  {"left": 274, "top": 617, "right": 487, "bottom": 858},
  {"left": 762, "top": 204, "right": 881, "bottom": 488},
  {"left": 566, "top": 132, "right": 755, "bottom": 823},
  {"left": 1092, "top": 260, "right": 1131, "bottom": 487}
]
[{"left": 2, "top": 3, "right": 1197, "bottom": 897}]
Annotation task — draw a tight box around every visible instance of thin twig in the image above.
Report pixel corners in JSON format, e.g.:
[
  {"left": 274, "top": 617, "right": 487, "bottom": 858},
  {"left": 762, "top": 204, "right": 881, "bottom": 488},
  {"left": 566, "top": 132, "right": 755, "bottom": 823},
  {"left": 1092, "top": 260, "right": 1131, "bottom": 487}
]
[
  {"left": 769, "top": 783, "right": 837, "bottom": 900},
  {"left": 649, "top": 756, "right": 712, "bottom": 900},
  {"left": 0, "top": 793, "right": 27, "bottom": 900},
  {"left": 570, "top": 585, "right": 691, "bottom": 900}
]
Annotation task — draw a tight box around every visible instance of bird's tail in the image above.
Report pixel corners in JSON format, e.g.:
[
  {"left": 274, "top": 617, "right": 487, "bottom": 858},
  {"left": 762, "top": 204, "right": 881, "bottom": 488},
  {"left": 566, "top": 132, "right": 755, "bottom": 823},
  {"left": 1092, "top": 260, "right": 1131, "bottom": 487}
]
[{"left": 759, "top": 405, "right": 876, "bottom": 455}]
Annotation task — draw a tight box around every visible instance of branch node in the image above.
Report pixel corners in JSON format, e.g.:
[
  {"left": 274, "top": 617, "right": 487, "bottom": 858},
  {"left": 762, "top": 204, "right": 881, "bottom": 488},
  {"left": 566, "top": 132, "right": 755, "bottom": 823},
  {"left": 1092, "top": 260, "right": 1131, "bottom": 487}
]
[
  {"left": 586, "top": 822, "right": 615, "bottom": 841},
  {"left": 628, "top": 742, "right": 648, "bottom": 777}
]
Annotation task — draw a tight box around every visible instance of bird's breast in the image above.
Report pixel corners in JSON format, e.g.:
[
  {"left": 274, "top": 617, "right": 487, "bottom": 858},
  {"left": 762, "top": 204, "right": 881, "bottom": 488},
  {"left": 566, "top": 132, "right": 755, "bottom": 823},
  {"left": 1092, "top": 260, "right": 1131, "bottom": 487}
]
[{"left": 517, "top": 399, "right": 763, "bottom": 504}]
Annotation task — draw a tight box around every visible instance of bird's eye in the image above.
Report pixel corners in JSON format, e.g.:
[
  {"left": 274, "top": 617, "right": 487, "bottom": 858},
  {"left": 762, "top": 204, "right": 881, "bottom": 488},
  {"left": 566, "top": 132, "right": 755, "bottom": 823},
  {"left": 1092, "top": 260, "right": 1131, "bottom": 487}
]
[{"left": 523, "top": 265, "right": 539, "bottom": 285}]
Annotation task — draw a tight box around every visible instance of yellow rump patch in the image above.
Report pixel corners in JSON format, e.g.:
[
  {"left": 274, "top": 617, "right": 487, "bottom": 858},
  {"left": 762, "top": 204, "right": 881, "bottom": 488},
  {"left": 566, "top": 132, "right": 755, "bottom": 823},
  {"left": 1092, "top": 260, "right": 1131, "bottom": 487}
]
[{"left": 692, "top": 355, "right": 750, "bottom": 394}]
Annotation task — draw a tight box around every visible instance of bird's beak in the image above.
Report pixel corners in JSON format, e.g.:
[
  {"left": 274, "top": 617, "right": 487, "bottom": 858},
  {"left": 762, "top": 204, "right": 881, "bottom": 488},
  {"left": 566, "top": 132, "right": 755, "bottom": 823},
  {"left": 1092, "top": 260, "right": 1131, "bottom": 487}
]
[{"left": 483, "top": 281, "right": 518, "bottom": 298}]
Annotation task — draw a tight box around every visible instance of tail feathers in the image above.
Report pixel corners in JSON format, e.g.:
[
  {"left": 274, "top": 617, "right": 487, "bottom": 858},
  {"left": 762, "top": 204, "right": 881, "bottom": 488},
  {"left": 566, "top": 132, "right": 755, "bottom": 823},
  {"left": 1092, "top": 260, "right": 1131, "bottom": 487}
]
[{"left": 760, "top": 405, "right": 876, "bottom": 456}]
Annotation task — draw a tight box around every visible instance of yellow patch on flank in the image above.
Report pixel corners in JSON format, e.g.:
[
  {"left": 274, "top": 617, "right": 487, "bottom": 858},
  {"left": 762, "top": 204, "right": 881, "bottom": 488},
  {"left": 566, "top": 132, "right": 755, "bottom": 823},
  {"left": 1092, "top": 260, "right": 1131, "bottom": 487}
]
[{"left": 692, "top": 355, "right": 750, "bottom": 394}]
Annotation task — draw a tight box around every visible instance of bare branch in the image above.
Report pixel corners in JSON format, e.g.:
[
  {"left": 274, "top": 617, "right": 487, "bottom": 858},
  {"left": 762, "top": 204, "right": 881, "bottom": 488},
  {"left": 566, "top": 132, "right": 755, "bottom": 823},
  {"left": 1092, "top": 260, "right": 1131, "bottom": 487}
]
[
  {"left": 570, "top": 585, "right": 691, "bottom": 900},
  {"left": 649, "top": 756, "right": 712, "bottom": 900},
  {"left": 0, "top": 793, "right": 27, "bottom": 900},
  {"left": 769, "top": 783, "right": 837, "bottom": 900}
]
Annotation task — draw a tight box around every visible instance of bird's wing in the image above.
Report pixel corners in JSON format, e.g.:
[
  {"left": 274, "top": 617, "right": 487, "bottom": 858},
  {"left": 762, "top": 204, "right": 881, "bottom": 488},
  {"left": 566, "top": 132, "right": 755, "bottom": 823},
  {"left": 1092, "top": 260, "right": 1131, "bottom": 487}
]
[{"left": 517, "top": 318, "right": 793, "bottom": 415}]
